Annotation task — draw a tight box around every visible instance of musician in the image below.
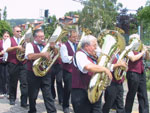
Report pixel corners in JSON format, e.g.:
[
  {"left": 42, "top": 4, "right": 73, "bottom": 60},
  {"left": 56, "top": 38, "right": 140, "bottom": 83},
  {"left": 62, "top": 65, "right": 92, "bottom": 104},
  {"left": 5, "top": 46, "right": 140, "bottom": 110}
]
[
  {"left": 25, "top": 29, "right": 56, "bottom": 113},
  {"left": 125, "top": 34, "right": 150, "bottom": 113},
  {"left": 102, "top": 53, "right": 126, "bottom": 113},
  {"left": 50, "top": 41, "right": 63, "bottom": 105},
  {"left": 60, "top": 29, "right": 78, "bottom": 113},
  {"left": 4, "top": 26, "right": 28, "bottom": 107},
  {"left": 71, "top": 35, "right": 127, "bottom": 113},
  {"left": 0, "top": 31, "right": 10, "bottom": 98}
]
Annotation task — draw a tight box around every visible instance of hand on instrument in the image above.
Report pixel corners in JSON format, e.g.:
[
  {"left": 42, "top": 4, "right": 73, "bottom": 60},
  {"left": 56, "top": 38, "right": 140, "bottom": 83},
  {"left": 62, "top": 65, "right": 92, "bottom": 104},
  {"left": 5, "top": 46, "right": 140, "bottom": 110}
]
[
  {"left": 104, "top": 68, "right": 112, "bottom": 80},
  {"left": 42, "top": 52, "right": 51, "bottom": 61},
  {"left": 17, "top": 45, "right": 25, "bottom": 52},
  {"left": 50, "top": 42, "right": 55, "bottom": 49}
]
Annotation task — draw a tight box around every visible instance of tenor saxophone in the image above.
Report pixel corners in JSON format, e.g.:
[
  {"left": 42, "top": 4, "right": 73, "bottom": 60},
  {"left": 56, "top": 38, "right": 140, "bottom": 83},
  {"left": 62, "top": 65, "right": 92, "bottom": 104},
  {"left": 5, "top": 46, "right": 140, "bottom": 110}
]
[
  {"left": 88, "top": 30, "right": 126, "bottom": 103},
  {"left": 32, "top": 24, "right": 69, "bottom": 77}
]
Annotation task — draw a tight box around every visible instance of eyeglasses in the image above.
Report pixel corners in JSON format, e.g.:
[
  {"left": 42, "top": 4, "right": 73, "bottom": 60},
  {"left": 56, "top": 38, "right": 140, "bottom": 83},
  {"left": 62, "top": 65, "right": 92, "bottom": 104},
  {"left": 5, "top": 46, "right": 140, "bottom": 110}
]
[{"left": 16, "top": 31, "right": 21, "bottom": 33}]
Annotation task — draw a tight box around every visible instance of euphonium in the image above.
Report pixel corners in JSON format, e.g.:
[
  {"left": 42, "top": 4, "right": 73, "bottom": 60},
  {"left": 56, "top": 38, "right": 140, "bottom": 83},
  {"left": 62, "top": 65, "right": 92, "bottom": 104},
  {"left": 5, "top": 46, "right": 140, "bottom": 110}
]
[
  {"left": 32, "top": 24, "right": 69, "bottom": 77},
  {"left": 16, "top": 28, "right": 33, "bottom": 61},
  {"left": 114, "top": 37, "right": 143, "bottom": 80},
  {"left": 88, "top": 30, "right": 126, "bottom": 103}
]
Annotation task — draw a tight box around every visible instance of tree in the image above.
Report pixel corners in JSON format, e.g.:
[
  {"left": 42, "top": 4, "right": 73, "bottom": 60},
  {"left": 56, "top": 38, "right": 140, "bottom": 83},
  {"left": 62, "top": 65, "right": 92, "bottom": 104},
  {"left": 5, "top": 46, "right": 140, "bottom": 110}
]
[
  {"left": 0, "top": 20, "right": 13, "bottom": 38},
  {"left": 3, "top": 6, "right": 7, "bottom": 21},
  {"left": 78, "top": 0, "right": 122, "bottom": 36},
  {"left": 137, "top": 6, "right": 150, "bottom": 44},
  {"left": 43, "top": 15, "right": 57, "bottom": 39}
]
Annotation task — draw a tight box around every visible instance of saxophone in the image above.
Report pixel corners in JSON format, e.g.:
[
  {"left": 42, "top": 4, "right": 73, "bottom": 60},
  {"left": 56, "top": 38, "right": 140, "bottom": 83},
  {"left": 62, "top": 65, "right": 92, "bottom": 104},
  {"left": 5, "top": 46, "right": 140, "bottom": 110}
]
[
  {"left": 114, "top": 37, "right": 143, "bottom": 80},
  {"left": 32, "top": 24, "right": 69, "bottom": 77},
  {"left": 16, "top": 28, "right": 33, "bottom": 61},
  {"left": 88, "top": 30, "right": 126, "bottom": 103}
]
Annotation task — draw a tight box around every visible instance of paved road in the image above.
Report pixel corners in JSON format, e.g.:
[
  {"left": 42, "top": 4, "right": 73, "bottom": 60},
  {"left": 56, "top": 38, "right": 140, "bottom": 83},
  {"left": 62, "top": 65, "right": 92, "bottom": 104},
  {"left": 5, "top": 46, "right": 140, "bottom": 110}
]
[{"left": 0, "top": 81, "right": 149, "bottom": 113}]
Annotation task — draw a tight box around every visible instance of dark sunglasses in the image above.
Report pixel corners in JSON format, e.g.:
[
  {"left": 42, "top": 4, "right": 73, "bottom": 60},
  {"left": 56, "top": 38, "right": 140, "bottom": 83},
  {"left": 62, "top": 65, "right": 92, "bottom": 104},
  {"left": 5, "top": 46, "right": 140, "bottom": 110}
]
[{"left": 16, "top": 31, "right": 21, "bottom": 32}]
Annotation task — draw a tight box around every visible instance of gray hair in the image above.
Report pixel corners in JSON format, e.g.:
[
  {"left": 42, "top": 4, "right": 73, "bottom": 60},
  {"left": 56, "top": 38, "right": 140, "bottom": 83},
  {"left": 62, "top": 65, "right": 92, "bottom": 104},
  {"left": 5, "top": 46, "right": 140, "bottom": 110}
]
[
  {"left": 81, "top": 35, "right": 97, "bottom": 48},
  {"left": 129, "top": 34, "right": 140, "bottom": 40},
  {"left": 33, "top": 29, "right": 44, "bottom": 38}
]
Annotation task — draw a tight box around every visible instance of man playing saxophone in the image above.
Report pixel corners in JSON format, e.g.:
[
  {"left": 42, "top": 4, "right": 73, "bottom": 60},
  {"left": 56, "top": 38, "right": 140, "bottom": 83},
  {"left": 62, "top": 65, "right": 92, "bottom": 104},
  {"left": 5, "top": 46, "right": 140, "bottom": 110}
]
[
  {"left": 71, "top": 35, "right": 127, "bottom": 113},
  {"left": 25, "top": 29, "right": 56, "bottom": 113},
  {"left": 125, "top": 34, "right": 150, "bottom": 113}
]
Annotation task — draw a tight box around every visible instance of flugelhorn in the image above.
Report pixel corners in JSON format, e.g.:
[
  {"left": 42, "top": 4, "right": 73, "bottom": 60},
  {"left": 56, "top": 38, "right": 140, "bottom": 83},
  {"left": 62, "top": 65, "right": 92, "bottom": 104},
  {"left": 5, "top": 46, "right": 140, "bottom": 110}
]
[
  {"left": 32, "top": 24, "right": 69, "bottom": 77},
  {"left": 16, "top": 28, "right": 33, "bottom": 61}
]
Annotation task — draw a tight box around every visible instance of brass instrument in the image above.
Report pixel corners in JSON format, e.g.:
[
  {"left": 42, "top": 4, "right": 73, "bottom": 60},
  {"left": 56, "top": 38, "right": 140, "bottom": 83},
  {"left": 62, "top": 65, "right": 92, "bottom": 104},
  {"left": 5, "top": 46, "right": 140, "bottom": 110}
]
[
  {"left": 114, "top": 37, "right": 142, "bottom": 80},
  {"left": 32, "top": 24, "right": 69, "bottom": 77},
  {"left": 77, "top": 28, "right": 92, "bottom": 50},
  {"left": 88, "top": 30, "right": 126, "bottom": 103},
  {"left": 16, "top": 28, "right": 33, "bottom": 61}
]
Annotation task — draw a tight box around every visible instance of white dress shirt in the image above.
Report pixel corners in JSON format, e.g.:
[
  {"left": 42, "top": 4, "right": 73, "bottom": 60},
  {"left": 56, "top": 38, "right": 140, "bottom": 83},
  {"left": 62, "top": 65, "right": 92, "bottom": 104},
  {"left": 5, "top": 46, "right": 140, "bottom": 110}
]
[
  {"left": 73, "top": 48, "right": 114, "bottom": 74},
  {"left": 60, "top": 40, "right": 76, "bottom": 64},
  {"left": 4, "top": 37, "right": 20, "bottom": 51},
  {"left": 25, "top": 41, "right": 42, "bottom": 59}
]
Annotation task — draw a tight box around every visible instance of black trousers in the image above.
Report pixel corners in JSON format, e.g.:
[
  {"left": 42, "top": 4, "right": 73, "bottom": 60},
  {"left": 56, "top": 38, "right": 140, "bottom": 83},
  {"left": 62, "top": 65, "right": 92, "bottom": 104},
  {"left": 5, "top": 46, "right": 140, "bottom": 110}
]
[
  {"left": 27, "top": 71, "right": 56, "bottom": 113},
  {"left": 62, "top": 69, "right": 72, "bottom": 109},
  {"left": 8, "top": 62, "right": 28, "bottom": 105},
  {"left": 50, "top": 63, "right": 63, "bottom": 104},
  {"left": 0, "top": 63, "right": 9, "bottom": 94},
  {"left": 102, "top": 82, "right": 125, "bottom": 113},
  {"left": 125, "top": 71, "right": 149, "bottom": 113},
  {"left": 71, "top": 88, "right": 102, "bottom": 113}
]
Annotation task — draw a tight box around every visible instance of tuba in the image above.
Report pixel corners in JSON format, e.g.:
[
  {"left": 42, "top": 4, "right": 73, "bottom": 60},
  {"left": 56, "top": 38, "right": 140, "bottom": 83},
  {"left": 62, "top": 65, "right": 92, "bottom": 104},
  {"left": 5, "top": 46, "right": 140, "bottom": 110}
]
[
  {"left": 16, "top": 28, "right": 33, "bottom": 61},
  {"left": 88, "top": 30, "right": 125, "bottom": 103},
  {"left": 114, "top": 37, "right": 143, "bottom": 80},
  {"left": 32, "top": 24, "right": 69, "bottom": 77}
]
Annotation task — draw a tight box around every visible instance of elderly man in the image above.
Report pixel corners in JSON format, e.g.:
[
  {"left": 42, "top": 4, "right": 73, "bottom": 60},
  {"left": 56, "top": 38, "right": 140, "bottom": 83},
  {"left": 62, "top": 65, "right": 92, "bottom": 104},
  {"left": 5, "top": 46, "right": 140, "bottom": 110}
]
[
  {"left": 25, "top": 29, "right": 56, "bottom": 113},
  {"left": 71, "top": 35, "right": 127, "bottom": 113},
  {"left": 125, "top": 34, "right": 150, "bottom": 113}
]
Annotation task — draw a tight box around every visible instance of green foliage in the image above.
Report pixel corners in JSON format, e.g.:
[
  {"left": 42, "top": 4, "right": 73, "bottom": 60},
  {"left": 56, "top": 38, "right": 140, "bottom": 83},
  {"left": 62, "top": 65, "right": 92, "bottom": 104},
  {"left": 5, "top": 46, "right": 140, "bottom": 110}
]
[
  {"left": 7, "top": 19, "right": 40, "bottom": 27},
  {"left": 78, "top": 0, "right": 121, "bottom": 37},
  {"left": 44, "top": 15, "right": 57, "bottom": 39},
  {"left": 0, "top": 20, "right": 13, "bottom": 38},
  {"left": 137, "top": 6, "right": 150, "bottom": 23},
  {"left": 65, "top": 11, "right": 80, "bottom": 16}
]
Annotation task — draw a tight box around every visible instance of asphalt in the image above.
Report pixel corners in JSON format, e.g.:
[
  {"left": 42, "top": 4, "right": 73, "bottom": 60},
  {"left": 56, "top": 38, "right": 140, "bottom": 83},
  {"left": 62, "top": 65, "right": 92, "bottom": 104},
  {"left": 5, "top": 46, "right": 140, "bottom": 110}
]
[{"left": 0, "top": 81, "right": 149, "bottom": 113}]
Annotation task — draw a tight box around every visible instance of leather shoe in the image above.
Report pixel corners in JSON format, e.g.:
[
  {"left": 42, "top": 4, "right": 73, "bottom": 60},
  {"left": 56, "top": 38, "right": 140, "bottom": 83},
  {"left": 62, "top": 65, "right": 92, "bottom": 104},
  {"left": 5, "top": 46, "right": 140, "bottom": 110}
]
[
  {"left": 63, "top": 107, "right": 70, "bottom": 113},
  {"left": 10, "top": 100, "right": 15, "bottom": 105},
  {"left": 21, "top": 104, "right": 29, "bottom": 108}
]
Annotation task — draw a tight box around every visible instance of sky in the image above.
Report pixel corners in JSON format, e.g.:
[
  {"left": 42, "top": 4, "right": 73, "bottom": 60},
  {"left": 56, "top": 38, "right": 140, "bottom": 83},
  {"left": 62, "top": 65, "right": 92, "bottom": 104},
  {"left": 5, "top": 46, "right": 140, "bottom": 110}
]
[{"left": 0, "top": 0, "right": 147, "bottom": 19}]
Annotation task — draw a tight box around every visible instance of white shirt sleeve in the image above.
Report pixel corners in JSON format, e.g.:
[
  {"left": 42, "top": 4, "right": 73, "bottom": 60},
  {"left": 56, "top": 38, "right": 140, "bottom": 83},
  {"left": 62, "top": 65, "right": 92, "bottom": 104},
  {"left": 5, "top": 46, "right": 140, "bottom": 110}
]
[
  {"left": 3, "top": 38, "right": 11, "bottom": 51},
  {"left": 75, "top": 51, "right": 93, "bottom": 73},
  {"left": 127, "top": 51, "right": 134, "bottom": 57},
  {"left": 25, "top": 43, "right": 34, "bottom": 59},
  {"left": 60, "top": 44, "right": 73, "bottom": 64}
]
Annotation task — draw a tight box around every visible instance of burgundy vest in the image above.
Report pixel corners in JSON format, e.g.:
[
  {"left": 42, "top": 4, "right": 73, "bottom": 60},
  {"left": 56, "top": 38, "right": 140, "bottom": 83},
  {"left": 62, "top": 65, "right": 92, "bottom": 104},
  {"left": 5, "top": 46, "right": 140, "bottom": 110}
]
[
  {"left": 7, "top": 37, "right": 20, "bottom": 64},
  {"left": 62, "top": 41, "right": 75, "bottom": 73},
  {"left": 7, "top": 37, "right": 27, "bottom": 64},
  {"left": 72, "top": 51, "right": 94, "bottom": 89},
  {"left": 128, "top": 51, "right": 144, "bottom": 74},
  {"left": 27, "top": 42, "right": 40, "bottom": 71},
  {"left": 112, "top": 56, "right": 125, "bottom": 84},
  {"left": 0, "top": 40, "right": 3, "bottom": 63}
]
